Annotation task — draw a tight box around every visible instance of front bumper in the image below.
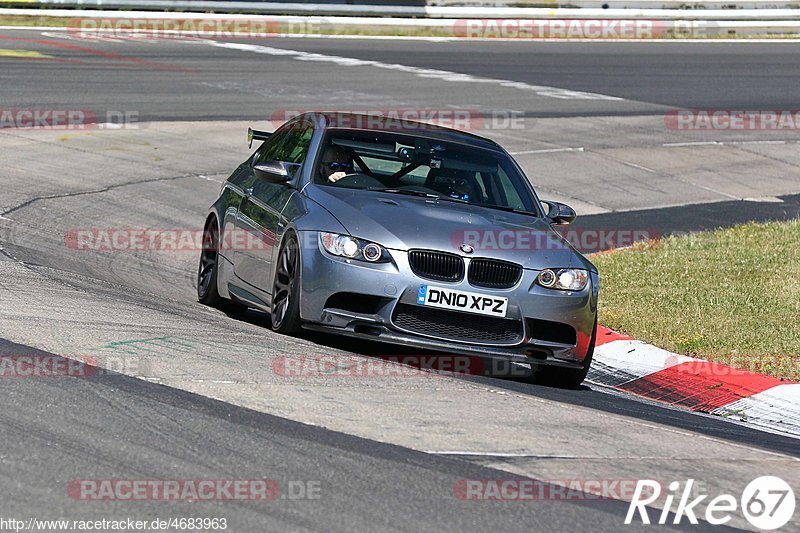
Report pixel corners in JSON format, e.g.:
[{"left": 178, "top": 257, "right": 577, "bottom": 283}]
[{"left": 297, "top": 231, "right": 597, "bottom": 366}]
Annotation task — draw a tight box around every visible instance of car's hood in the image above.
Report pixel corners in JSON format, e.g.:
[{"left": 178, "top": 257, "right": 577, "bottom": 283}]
[{"left": 304, "top": 185, "right": 593, "bottom": 271}]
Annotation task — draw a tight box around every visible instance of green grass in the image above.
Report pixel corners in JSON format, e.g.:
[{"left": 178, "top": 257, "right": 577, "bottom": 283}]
[
  {"left": 0, "top": 15, "right": 73, "bottom": 27},
  {"left": 592, "top": 220, "right": 800, "bottom": 380}
]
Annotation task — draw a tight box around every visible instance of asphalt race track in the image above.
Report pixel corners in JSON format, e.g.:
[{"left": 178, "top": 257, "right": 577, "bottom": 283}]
[
  {"left": 1, "top": 29, "right": 800, "bottom": 531},
  {"left": 4, "top": 33, "right": 800, "bottom": 119}
]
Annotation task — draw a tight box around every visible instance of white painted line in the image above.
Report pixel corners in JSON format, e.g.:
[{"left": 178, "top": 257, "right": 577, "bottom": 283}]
[
  {"left": 691, "top": 183, "right": 743, "bottom": 201},
  {"left": 510, "top": 147, "right": 585, "bottom": 155},
  {"left": 662, "top": 141, "right": 721, "bottom": 147},
  {"left": 664, "top": 140, "right": 791, "bottom": 148},
  {"left": 731, "top": 140, "right": 788, "bottom": 145},
  {"left": 621, "top": 161, "right": 657, "bottom": 173},
  {"left": 599, "top": 154, "right": 658, "bottom": 173},
  {"left": 425, "top": 451, "right": 588, "bottom": 458},
  {"left": 743, "top": 196, "right": 784, "bottom": 203},
  {"left": 207, "top": 40, "right": 624, "bottom": 101},
  {"left": 591, "top": 151, "right": 659, "bottom": 173}
]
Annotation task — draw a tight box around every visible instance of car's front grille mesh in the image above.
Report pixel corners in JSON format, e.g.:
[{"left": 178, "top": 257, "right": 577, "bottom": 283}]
[
  {"left": 408, "top": 250, "right": 464, "bottom": 282},
  {"left": 468, "top": 258, "right": 523, "bottom": 289},
  {"left": 392, "top": 303, "right": 522, "bottom": 343}
]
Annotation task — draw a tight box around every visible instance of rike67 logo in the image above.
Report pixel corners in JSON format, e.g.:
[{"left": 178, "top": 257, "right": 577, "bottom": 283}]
[{"left": 626, "top": 477, "right": 795, "bottom": 530}]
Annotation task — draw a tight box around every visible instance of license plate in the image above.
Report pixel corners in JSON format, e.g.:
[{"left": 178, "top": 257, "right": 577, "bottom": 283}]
[{"left": 416, "top": 285, "right": 508, "bottom": 317}]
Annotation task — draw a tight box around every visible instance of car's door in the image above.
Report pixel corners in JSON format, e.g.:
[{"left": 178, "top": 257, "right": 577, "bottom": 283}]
[{"left": 233, "top": 119, "right": 314, "bottom": 292}]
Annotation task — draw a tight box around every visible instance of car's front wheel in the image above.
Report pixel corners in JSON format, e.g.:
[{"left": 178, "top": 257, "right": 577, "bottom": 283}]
[
  {"left": 271, "top": 233, "right": 302, "bottom": 334},
  {"left": 532, "top": 318, "right": 596, "bottom": 388},
  {"left": 197, "top": 218, "right": 246, "bottom": 313},
  {"left": 197, "top": 219, "right": 224, "bottom": 307}
]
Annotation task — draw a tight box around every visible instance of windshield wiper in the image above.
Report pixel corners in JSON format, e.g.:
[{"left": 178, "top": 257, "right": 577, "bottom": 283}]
[
  {"left": 368, "top": 187, "right": 438, "bottom": 198},
  {"left": 479, "top": 204, "right": 540, "bottom": 217},
  {"left": 369, "top": 189, "right": 534, "bottom": 211},
  {"left": 367, "top": 188, "right": 468, "bottom": 204}
]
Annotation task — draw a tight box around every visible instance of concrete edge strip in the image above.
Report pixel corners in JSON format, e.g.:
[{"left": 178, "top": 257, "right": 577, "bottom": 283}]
[{"left": 589, "top": 326, "right": 800, "bottom": 438}]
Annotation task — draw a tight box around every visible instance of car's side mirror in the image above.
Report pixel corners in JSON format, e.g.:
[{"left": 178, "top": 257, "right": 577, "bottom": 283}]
[
  {"left": 542, "top": 200, "right": 577, "bottom": 226},
  {"left": 253, "top": 161, "right": 295, "bottom": 183}
]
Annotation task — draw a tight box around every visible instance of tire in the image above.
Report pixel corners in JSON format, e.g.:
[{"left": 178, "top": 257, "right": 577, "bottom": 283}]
[
  {"left": 197, "top": 218, "right": 247, "bottom": 313},
  {"left": 532, "top": 317, "right": 597, "bottom": 388},
  {"left": 271, "top": 233, "right": 302, "bottom": 335},
  {"left": 197, "top": 218, "right": 224, "bottom": 308}
]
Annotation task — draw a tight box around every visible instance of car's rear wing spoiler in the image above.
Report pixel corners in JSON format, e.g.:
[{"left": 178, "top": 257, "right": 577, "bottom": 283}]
[{"left": 248, "top": 127, "right": 272, "bottom": 149}]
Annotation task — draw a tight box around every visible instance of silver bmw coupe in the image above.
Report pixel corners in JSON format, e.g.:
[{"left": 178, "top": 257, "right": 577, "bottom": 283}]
[{"left": 198, "top": 112, "right": 598, "bottom": 387}]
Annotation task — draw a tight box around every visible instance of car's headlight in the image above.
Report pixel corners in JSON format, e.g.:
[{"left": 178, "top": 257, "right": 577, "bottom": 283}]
[
  {"left": 319, "top": 232, "right": 390, "bottom": 263},
  {"left": 537, "top": 268, "right": 588, "bottom": 291}
]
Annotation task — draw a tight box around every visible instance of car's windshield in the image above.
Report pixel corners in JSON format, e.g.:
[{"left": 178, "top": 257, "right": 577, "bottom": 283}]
[{"left": 315, "top": 129, "right": 539, "bottom": 213}]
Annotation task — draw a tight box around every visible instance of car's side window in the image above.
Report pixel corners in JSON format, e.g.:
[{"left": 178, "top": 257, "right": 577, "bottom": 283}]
[
  {"left": 254, "top": 121, "right": 313, "bottom": 181},
  {"left": 277, "top": 122, "right": 314, "bottom": 164},
  {"left": 254, "top": 128, "right": 290, "bottom": 165},
  {"left": 268, "top": 121, "right": 314, "bottom": 164}
]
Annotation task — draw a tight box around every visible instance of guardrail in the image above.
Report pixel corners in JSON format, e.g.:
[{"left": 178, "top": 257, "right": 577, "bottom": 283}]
[
  {"left": 4, "top": 2, "right": 800, "bottom": 19},
  {"left": 4, "top": 7, "right": 800, "bottom": 37},
  {"left": 7, "top": 0, "right": 800, "bottom": 8}
]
